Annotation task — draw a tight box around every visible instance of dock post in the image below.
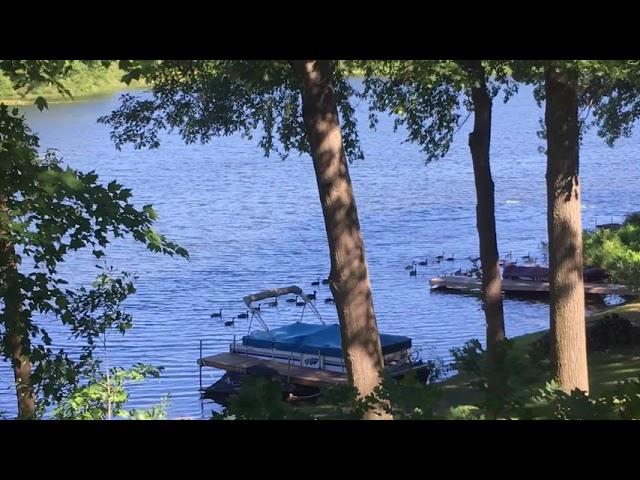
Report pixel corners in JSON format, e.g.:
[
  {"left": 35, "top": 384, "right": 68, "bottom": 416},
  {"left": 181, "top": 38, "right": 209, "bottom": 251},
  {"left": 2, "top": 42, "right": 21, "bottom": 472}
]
[{"left": 199, "top": 339, "right": 203, "bottom": 392}]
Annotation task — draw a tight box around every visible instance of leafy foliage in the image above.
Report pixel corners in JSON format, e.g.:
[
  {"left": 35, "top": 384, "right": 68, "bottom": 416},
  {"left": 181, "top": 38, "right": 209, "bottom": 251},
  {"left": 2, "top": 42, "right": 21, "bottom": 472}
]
[
  {"left": 450, "top": 338, "right": 548, "bottom": 418},
  {"left": 211, "top": 376, "right": 308, "bottom": 420},
  {"left": 584, "top": 213, "right": 640, "bottom": 288},
  {"left": 49, "top": 268, "right": 169, "bottom": 420},
  {"left": 213, "top": 362, "right": 446, "bottom": 420},
  {"left": 518, "top": 378, "right": 640, "bottom": 420},
  {"left": 360, "top": 60, "right": 518, "bottom": 163},
  {"left": 98, "top": 60, "right": 365, "bottom": 162},
  {"left": 211, "top": 335, "right": 640, "bottom": 420},
  {"left": 450, "top": 332, "right": 640, "bottom": 420},
  {"left": 0, "top": 60, "right": 75, "bottom": 109},
  {"left": 510, "top": 60, "right": 640, "bottom": 147},
  {"left": 53, "top": 364, "right": 167, "bottom": 420},
  {"left": 1, "top": 80, "right": 187, "bottom": 416}
]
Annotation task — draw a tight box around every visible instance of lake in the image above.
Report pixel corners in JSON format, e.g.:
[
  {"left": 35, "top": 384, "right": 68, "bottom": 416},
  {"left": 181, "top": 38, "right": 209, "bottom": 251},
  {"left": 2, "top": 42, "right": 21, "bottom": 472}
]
[{"left": 1, "top": 82, "right": 638, "bottom": 418}]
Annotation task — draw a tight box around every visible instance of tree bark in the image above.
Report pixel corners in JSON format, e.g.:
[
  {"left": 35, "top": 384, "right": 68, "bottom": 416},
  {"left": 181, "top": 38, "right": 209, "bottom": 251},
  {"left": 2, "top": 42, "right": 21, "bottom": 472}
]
[
  {"left": 0, "top": 196, "right": 36, "bottom": 419},
  {"left": 464, "top": 61, "right": 506, "bottom": 364},
  {"left": 544, "top": 64, "right": 589, "bottom": 394},
  {"left": 291, "top": 60, "right": 390, "bottom": 419},
  {"left": 463, "top": 62, "right": 507, "bottom": 417}
]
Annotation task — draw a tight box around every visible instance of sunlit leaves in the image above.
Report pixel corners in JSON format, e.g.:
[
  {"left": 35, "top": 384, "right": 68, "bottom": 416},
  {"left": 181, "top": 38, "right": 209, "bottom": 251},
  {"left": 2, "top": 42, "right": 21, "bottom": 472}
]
[
  {"left": 52, "top": 362, "right": 166, "bottom": 420},
  {"left": 584, "top": 213, "right": 640, "bottom": 289}
]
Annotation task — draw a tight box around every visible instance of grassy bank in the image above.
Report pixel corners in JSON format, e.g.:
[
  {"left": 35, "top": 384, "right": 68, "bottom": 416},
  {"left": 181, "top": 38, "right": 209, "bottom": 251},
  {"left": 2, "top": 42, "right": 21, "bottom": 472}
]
[
  {"left": 0, "top": 61, "right": 145, "bottom": 105},
  {"left": 436, "top": 299, "right": 640, "bottom": 416}
]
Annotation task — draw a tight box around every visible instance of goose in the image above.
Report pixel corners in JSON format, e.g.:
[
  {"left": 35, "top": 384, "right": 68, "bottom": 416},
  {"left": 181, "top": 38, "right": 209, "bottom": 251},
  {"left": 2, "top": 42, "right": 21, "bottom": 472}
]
[
  {"left": 446, "top": 253, "right": 455, "bottom": 261},
  {"left": 405, "top": 260, "right": 417, "bottom": 270},
  {"left": 253, "top": 304, "right": 261, "bottom": 312},
  {"left": 237, "top": 310, "right": 249, "bottom": 319},
  {"left": 321, "top": 278, "right": 330, "bottom": 285},
  {"left": 325, "top": 297, "right": 335, "bottom": 304},
  {"left": 522, "top": 252, "right": 531, "bottom": 260},
  {"left": 307, "top": 290, "right": 317, "bottom": 300},
  {"left": 468, "top": 255, "right": 480, "bottom": 262},
  {"left": 435, "top": 252, "right": 445, "bottom": 261},
  {"left": 418, "top": 258, "right": 429, "bottom": 266},
  {"left": 311, "top": 277, "right": 320, "bottom": 286},
  {"left": 286, "top": 295, "right": 297, "bottom": 303},
  {"left": 409, "top": 265, "right": 417, "bottom": 277},
  {"left": 296, "top": 298, "right": 306, "bottom": 306},
  {"left": 499, "top": 252, "right": 514, "bottom": 266},
  {"left": 224, "top": 317, "right": 235, "bottom": 327},
  {"left": 268, "top": 297, "right": 278, "bottom": 307},
  {"left": 210, "top": 309, "right": 222, "bottom": 318},
  {"left": 454, "top": 268, "right": 463, "bottom": 275}
]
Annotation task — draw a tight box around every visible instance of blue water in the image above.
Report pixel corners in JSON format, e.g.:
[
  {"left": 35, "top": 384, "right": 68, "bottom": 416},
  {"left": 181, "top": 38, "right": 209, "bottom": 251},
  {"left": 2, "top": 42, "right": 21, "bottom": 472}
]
[{"left": 1, "top": 83, "right": 638, "bottom": 419}]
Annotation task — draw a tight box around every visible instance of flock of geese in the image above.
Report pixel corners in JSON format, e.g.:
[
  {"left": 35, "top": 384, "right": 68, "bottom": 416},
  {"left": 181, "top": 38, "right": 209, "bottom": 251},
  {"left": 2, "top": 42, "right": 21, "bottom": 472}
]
[
  {"left": 211, "top": 250, "right": 543, "bottom": 325},
  {"left": 211, "top": 276, "right": 335, "bottom": 327},
  {"left": 405, "top": 251, "right": 540, "bottom": 276}
]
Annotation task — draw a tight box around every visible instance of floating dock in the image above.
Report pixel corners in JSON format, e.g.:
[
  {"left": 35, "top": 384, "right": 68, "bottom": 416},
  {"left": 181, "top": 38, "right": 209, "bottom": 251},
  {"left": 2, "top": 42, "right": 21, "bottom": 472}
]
[
  {"left": 199, "top": 352, "right": 348, "bottom": 388},
  {"left": 429, "top": 276, "right": 637, "bottom": 296}
]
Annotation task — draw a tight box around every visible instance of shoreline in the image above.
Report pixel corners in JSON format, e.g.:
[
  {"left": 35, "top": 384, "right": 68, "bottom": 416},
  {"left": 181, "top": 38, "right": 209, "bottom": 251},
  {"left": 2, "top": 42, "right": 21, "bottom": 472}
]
[{"left": 0, "top": 85, "right": 147, "bottom": 106}]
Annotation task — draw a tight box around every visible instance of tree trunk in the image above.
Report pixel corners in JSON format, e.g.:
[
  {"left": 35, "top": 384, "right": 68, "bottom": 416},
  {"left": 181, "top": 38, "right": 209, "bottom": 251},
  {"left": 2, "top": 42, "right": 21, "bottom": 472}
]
[
  {"left": 463, "top": 62, "right": 507, "bottom": 416},
  {"left": 544, "top": 64, "right": 589, "bottom": 394},
  {"left": 0, "top": 196, "right": 36, "bottom": 419},
  {"left": 465, "top": 62, "right": 506, "bottom": 362},
  {"left": 291, "top": 60, "right": 390, "bottom": 419}
]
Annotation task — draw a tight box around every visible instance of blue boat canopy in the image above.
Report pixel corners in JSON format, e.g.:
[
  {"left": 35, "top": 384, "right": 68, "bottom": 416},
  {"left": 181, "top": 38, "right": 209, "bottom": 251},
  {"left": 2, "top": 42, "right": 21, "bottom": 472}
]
[{"left": 242, "top": 322, "right": 412, "bottom": 357}]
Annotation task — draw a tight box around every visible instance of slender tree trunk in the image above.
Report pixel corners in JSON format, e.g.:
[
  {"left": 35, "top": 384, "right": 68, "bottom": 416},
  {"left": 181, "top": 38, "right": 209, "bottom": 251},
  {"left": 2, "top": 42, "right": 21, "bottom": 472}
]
[
  {"left": 291, "top": 60, "right": 390, "bottom": 419},
  {"left": 463, "top": 62, "right": 506, "bottom": 416},
  {"left": 0, "top": 196, "right": 35, "bottom": 418},
  {"left": 464, "top": 62, "right": 506, "bottom": 360},
  {"left": 544, "top": 64, "right": 589, "bottom": 394}
]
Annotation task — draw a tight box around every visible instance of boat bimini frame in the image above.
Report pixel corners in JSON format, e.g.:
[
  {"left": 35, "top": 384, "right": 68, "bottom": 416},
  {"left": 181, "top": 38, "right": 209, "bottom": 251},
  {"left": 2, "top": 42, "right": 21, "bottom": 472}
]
[{"left": 242, "top": 285, "right": 324, "bottom": 334}]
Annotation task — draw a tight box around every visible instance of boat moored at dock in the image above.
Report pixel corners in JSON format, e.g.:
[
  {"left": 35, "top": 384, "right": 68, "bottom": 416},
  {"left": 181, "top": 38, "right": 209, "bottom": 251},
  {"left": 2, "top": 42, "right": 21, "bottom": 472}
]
[{"left": 199, "top": 285, "right": 430, "bottom": 403}]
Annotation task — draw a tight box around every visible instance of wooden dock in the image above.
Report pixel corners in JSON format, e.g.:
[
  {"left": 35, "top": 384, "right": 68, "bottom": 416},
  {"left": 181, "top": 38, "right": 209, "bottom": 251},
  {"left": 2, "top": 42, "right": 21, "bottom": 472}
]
[
  {"left": 429, "top": 276, "right": 637, "bottom": 296},
  {"left": 199, "top": 352, "right": 348, "bottom": 388}
]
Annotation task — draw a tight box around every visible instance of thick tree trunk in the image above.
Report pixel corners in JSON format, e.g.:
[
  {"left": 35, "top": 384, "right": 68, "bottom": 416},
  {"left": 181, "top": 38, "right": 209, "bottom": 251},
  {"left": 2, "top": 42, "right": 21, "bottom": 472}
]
[
  {"left": 0, "top": 197, "right": 35, "bottom": 418},
  {"left": 292, "top": 60, "right": 390, "bottom": 419},
  {"left": 465, "top": 62, "right": 506, "bottom": 365},
  {"left": 544, "top": 64, "right": 589, "bottom": 394}
]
